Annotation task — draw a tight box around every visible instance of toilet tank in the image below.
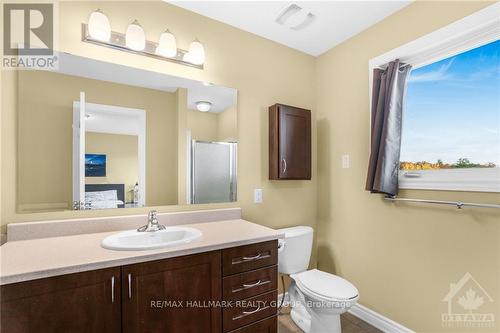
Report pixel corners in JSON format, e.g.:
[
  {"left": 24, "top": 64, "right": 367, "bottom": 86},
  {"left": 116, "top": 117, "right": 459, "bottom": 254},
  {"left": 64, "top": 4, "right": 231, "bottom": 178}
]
[{"left": 276, "top": 226, "right": 313, "bottom": 275}]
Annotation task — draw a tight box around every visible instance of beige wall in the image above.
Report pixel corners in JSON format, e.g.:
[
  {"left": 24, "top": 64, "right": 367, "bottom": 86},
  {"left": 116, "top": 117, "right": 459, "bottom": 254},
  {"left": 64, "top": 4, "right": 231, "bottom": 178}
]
[
  {"left": 315, "top": 2, "right": 499, "bottom": 332},
  {"left": 17, "top": 70, "right": 72, "bottom": 211},
  {"left": 15, "top": 70, "right": 177, "bottom": 212},
  {"left": 187, "top": 109, "right": 218, "bottom": 141},
  {"left": 176, "top": 88, "right": 188, "bottom": 206},
  {"left": 217, "top": 106, "right": 237, "bottom": 142},
  {"left": 187, "top": 106, "right": 237, "bottom": 142},
  {"left": 85, "top": 132, "right": 138, "bottom": 204},
  {"left": 1, "top": 0, "right": 318, "bottom": 257}
]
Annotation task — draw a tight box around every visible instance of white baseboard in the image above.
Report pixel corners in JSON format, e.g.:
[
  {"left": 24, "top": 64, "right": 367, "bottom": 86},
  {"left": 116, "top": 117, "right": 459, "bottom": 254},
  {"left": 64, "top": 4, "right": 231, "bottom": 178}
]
[
  {"left": 278, "top": 292, "right": 414, "bottom": 333},
  {"left": 349, "top": 303, "right": 415, "bottom": 333}
]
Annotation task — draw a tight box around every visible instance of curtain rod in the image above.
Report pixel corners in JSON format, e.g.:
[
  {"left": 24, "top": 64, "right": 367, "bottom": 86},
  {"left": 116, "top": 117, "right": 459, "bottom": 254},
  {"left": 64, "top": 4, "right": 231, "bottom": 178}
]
[
  {"left": 385, "top": 195, "right": 500, "bottom": 209},
  {"left": 375, "top": 62, "right": 412, "bottom": 70}
]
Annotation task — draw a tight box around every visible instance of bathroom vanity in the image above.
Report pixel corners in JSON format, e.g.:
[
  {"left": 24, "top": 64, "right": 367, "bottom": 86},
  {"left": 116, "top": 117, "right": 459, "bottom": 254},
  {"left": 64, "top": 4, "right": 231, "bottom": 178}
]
[{"left": 0, "top": 214, "right": 281, "bottom": 333}]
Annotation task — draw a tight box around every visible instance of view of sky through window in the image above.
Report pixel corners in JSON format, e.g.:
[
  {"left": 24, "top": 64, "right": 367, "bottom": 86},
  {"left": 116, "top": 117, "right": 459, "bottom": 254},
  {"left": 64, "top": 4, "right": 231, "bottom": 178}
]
[{"left": 400, "top": 40, "right": 499, "bottom": 171}]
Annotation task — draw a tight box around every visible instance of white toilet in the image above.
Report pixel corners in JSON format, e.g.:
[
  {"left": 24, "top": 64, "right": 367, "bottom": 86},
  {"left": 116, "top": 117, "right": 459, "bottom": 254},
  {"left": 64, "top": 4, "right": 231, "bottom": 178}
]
[{"left": 277, "top": 226, "right": 359, "bottom": 333}]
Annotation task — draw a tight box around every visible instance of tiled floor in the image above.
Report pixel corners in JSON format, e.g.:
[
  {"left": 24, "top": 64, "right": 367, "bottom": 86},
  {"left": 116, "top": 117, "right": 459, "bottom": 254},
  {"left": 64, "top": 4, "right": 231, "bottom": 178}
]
[{"left": 278, "top": 306, "right": 384, "bottom": 333}]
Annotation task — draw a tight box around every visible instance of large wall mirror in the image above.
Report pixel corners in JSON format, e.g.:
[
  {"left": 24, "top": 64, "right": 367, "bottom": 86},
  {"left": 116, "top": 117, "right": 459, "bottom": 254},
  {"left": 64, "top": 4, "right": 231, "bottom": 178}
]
[{"left": 17, "top": 53, "right": 237, "bottom": 213}]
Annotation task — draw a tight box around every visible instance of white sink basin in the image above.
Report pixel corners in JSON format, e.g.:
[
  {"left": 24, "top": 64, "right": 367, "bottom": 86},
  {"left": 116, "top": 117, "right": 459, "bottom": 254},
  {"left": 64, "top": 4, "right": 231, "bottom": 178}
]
[{"left": 101, "top": 226, "right": 202, "bottom": 251}]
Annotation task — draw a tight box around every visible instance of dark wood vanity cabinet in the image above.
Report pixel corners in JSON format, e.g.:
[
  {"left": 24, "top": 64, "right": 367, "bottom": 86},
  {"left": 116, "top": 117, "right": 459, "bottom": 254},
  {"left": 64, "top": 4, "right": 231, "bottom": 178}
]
[
  {"left": 0, "top": 267, "right": 121, "bottom": 333},
  {"left": 221, "top": 240, "right": 278, "bottom": 332},
  {"left": 122, "top": 251, "right": 222, "bottom": 333},
  {"left": 0, "top": 241, "right": 278, "bottom": 333},
  {"left": 269, "top": 103, "right": 311, "bottom": 180}
]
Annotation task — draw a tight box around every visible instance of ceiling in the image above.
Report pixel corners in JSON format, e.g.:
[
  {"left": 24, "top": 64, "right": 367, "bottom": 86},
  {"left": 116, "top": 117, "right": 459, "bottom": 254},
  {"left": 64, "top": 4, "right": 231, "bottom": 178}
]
[
  {"left": 168, "top": 1, "right": 411, "bottom": 56},
  {"left": 84, "top": 104, "right": 144, "bottom": 136},
  {"left": 52, "top": 52, "right": 237, "bottom": 113}
]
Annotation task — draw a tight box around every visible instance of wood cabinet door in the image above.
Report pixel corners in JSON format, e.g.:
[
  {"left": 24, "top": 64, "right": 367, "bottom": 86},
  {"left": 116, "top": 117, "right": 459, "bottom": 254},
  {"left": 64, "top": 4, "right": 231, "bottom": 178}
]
[
  {"left": 269, "top": 104, "right": 311, "bottom": 180},
  {"left": 122, "top": 251, "right": 222, "bottom": 333},
  {"left": 0, "top": 267, "right": 121, "bottom": 333},
  {"left": 279, "top": 104, "right": 311, "bottom": 179}
]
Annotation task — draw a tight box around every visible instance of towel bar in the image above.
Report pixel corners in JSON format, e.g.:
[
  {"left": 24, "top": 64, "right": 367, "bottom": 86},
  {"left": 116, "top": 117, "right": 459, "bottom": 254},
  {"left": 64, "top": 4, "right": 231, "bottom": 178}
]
[{"left": 385, "top": 196, "right": 500, "bottom": 209}]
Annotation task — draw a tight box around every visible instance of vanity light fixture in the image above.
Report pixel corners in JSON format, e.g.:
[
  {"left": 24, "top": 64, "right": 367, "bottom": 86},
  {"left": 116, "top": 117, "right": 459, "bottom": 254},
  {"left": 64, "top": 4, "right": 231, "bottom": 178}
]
[
  {"left": 82, "top": 11, "right": 205, "bottom": 69},
  {"left": 87, "top": 9, "right": 111, "bottom": 42},
  {"left": 125, "top": 20, "right": 146, "bottom": 51},
  {"left": 187, "top": 39, "right": 205, "bottom": 66},
  {"left": 156, "top": 30, "right": 177, "bottom": 58},
  {"left": 196, "top": 101, "right": 212, "bottom": 112},
  {"left": 182, "top": 52, "right": 193, "bottom": 63}
]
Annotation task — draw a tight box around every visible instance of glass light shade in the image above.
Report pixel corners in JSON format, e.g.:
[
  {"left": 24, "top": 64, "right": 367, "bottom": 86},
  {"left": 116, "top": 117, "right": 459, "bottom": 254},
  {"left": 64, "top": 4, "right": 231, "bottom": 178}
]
[
  {"left": 125, "top": 20, "right": 146, "bottom": 51},
  {"left": 156, "top": 30, "right": 177, "bottom": 58},
  {"left": 88, "top": 10, "right": 111, "bottom": 42},
  {"left": 182, "top": 52, "right": 193, "bottom": 63},
  {"left": 187, "top": 39, "right": 205, "bottom": 65},
  {"left": 196, "top": 101, "right": 212, "bottom": 112}
]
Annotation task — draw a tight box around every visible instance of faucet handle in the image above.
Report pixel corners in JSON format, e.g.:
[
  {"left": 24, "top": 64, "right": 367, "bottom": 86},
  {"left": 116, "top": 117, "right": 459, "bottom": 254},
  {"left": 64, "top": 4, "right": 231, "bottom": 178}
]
[
  {"left": 137, "top": 210, "right": 165, "bottom": 232},
  {"left": 148, "top": 210, "right": 158, "bottom": 221}
]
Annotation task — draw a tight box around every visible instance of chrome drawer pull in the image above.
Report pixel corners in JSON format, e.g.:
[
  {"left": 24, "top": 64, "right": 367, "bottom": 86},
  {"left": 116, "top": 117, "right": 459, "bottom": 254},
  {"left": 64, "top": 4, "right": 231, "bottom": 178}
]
[
  {"left": 128, "top": 273, "right": 132, "bottom": 299},
  {"left": 242, "top": 253, "right": 262, "bottom": 261},
  {"left": 111, "top": 276, "right": 115, "bottom": 303},
  {"left": 242, "top": 279, "right": 262, "bottom": 288},
  {"left": 232, "top": 279, "right": 271, "bottom": 293},
  {"left": 232, "top": 304, "right": 269, "bottom": 320},
  {"left": 242, "top": 305, "right": 261, "bottom": 315}
]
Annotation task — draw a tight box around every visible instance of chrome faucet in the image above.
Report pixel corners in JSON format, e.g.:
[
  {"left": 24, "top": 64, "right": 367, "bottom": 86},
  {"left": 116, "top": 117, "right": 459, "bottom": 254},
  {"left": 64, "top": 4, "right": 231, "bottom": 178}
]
[{"left": 137, "top": 210, "right": 166, "bottom": 232}]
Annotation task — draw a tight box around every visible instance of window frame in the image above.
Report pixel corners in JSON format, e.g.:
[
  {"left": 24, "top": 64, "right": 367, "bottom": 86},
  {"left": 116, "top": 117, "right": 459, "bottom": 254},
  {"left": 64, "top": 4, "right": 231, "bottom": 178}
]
[{"left": 368, "top": 3, "right": 500, "bottom": 193}]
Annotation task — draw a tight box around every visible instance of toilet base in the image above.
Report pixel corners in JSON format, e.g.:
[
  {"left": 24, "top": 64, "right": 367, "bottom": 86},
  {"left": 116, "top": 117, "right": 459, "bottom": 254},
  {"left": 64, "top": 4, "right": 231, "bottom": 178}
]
[
  {"left": 290, "top": 303, "right": 343, "bottom": 333},
  {"left": 308, "top": 310, "right": 341, "bottom": 333},
  {"left": 290, "top": 302, "right": 311, "bottom": 333}
]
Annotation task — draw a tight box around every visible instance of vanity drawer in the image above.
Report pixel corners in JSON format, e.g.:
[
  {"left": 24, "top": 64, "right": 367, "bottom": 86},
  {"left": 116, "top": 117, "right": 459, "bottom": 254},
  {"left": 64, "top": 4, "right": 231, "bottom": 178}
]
[
  {"left": 223, "top": 290, "right": 277, "bottom": 332},
  {"left": 223, "top": 265, "right": 277, "bottom": 301},
  {"left": 228, "top": 315, "right": 277, "bottom": 333},
  {"left": 222, "top": 240, "right": 278, "bottom": 276}
]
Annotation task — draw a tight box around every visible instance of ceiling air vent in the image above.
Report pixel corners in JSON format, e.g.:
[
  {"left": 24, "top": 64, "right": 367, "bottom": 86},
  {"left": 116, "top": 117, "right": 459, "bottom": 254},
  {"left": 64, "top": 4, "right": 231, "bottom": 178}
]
[{"left": 275, "top": 3, "right": 316, "bottom": 31}]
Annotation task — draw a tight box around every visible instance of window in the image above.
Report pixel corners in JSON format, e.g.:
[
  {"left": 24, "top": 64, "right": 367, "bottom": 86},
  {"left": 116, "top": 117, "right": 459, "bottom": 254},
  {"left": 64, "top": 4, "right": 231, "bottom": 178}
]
[
  {"left": 399, "top": 40, "right": 499, "bottom": 192},
  {"left": 369, "top": 4, "right": 500, "bottom": 192}
]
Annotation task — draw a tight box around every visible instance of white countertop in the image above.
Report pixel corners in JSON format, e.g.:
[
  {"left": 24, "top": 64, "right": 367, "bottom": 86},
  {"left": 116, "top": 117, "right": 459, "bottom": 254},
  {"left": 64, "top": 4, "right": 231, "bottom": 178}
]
[{"left": 0, "top": 219, "right": 283, "bottom": 285}]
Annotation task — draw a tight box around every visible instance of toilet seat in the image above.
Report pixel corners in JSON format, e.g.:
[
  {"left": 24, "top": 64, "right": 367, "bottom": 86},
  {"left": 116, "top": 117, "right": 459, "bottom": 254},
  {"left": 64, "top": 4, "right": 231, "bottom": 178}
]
[{"left": 292, "top": 269, "right": 359, "bottom": 302}]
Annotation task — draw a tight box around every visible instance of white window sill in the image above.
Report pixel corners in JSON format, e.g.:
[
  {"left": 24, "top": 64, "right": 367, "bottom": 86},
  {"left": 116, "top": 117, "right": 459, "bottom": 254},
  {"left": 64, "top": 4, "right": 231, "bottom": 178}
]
[{"left": 398, "top": 168, "right": 500, "bottom": 193}]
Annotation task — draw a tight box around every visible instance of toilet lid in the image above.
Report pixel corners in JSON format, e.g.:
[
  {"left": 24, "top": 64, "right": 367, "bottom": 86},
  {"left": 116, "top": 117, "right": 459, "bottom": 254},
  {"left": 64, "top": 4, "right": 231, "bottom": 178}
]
[{"left": 293, "top": 269, "right": 359, "bottom": 301}]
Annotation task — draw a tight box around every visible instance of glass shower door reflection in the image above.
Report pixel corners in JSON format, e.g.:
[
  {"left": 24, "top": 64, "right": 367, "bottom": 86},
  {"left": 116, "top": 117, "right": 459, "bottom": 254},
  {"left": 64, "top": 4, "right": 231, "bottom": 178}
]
[{"left": 191, "top": 141, "right": 237, "bottom": 204}]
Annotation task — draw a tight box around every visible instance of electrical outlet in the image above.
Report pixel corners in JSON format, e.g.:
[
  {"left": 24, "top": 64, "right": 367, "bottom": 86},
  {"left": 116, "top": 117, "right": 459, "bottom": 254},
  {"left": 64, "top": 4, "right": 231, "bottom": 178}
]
[
  {"left": 342, "top": 154, "right": 350, "bottom": 169},
  {"left": 254, "top": 189, "right": 263, "bottom": 203}
]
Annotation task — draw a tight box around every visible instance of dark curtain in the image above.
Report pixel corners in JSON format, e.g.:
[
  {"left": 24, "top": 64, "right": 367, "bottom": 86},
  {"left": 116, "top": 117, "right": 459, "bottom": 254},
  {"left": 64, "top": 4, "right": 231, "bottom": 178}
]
[{"left": 365, "top": 60, "right": 412, "bottom": 196}]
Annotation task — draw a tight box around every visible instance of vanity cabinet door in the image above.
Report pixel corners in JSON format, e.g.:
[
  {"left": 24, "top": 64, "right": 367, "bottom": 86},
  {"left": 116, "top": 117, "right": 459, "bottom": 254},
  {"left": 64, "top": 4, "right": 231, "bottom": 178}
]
[
  {"left": 122, "top": 251, "right": 222, "bottom": 333},
  {"left": 0, "top": 267, "right": 121, "bottom": 333},
  {"left": 269, "top": 103, "right": 311, "bottom": 180}
]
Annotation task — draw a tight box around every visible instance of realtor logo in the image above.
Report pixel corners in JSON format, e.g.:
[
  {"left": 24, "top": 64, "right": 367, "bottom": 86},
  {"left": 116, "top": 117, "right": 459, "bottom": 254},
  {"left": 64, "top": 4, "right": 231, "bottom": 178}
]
[
  {"left": 3, "top": 3, "right": 53, "bottom": 55},
  {"left": 2, "top": 3, "right": 57, "bottom": 69},
  {"left": 442, "top": 272, "right": 495, "bottom": 329}
]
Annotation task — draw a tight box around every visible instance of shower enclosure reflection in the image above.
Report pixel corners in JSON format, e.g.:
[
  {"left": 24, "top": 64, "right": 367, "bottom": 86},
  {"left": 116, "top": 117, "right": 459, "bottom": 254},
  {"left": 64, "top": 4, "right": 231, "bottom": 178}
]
[{"left": 190, "top": 141, "right": 237, "bottom": 204}]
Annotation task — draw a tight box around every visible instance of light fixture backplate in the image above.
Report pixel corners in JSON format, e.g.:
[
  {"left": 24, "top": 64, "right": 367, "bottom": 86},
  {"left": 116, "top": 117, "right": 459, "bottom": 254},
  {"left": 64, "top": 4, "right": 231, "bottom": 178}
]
[{"left": 81, "top": 23, "right": 203, "bottom": 70}]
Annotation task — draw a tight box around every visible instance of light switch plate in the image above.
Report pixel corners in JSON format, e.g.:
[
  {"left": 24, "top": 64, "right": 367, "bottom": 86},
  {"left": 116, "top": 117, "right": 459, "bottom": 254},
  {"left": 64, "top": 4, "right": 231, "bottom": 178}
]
[
  {"left": 254, "top": 189, "right": 263, "bottom": 203},
  {"left": 342, "top": 154, "right": 350, "bottom": 169}
]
